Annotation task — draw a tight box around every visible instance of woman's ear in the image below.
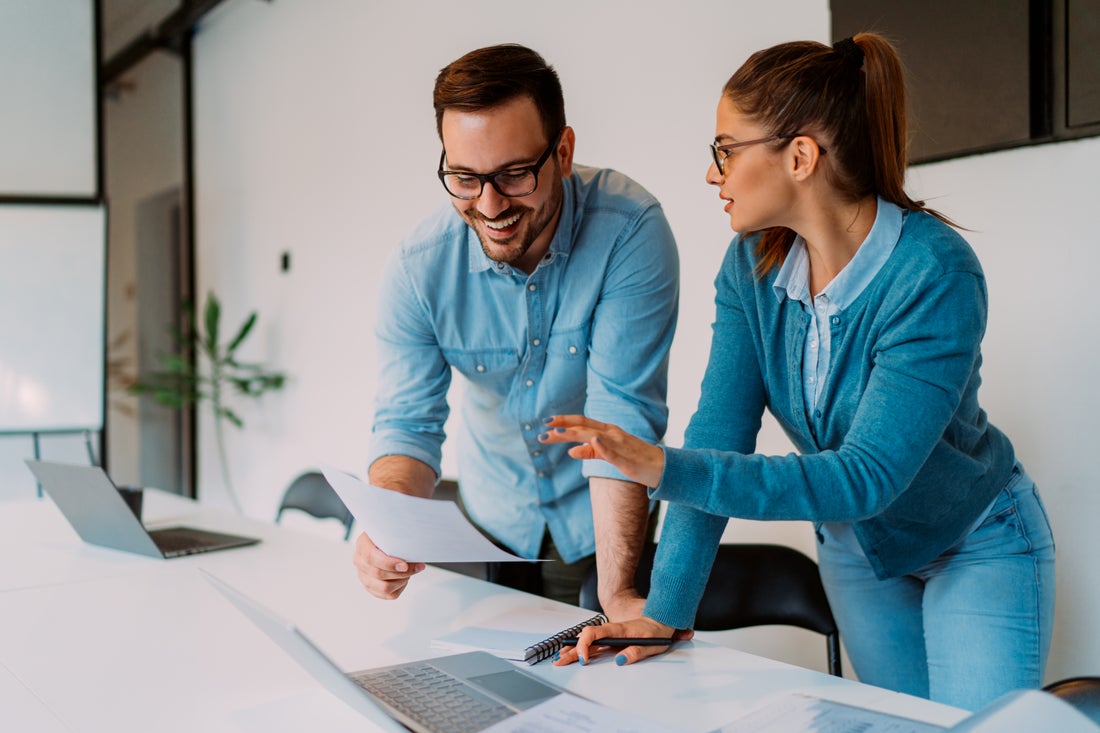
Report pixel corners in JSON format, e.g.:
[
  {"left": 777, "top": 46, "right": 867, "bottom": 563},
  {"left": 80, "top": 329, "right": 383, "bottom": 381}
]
[{"left": 789, "top": 136, "right": 823, "bottom": 182}]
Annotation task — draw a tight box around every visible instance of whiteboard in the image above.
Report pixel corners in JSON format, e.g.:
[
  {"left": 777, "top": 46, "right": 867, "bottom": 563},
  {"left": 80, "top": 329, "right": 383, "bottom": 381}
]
[
  {"left": 0, "top": 205, "right": 106, "bottom": 432},
  {"left": 0, "top": 0, "right": 97, "bottom": 197}
]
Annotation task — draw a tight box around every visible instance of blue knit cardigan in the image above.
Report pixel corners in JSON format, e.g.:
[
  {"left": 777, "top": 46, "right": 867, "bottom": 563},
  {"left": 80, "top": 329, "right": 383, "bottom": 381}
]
[{"left": 644, "top": 211, "right": 1015, "bottom": 630}]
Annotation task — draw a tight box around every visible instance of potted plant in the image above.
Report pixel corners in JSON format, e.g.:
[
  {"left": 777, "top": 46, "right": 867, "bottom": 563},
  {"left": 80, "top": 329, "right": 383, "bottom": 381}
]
[{"left": 131, "top": 292, "right": 286, "bottom": 513}]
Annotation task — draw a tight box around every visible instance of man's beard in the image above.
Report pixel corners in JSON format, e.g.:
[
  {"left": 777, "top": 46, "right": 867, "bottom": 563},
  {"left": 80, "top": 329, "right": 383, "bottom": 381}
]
[{"left": 466, "top": 176, "right": 563, "bottom": 267}]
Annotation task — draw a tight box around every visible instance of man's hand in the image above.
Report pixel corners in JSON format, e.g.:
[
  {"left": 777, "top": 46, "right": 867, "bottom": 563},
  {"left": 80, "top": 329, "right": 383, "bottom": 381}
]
[
  {"left": 352, "top": 531, "right": 426, "bottom": 600},
  {"left": 352, "top": 455, "right": 436, "bottom": 599}
]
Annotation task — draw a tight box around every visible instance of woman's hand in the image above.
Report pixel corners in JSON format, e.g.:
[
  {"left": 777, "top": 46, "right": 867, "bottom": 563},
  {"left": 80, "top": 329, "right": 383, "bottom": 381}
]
[
  {"left": 539, "top": 415, "right": 665, "bottom": 488},
  {"left": 552, "top": 616, "right": 694, "bottom": 667}
]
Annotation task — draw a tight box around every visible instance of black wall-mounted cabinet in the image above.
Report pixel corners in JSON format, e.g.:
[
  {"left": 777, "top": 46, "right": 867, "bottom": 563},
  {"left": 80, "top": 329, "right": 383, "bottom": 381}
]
[{"left": 832, "top": 0, "right": 1100, "bottom": 163}]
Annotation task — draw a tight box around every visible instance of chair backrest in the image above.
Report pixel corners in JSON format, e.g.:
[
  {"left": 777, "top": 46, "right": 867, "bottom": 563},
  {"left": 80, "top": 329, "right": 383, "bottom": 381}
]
[
  {"left": 580, "top": 542, "right": 842, "bottom": 676},
  {"left": 275, "top": 471, "right": 354, "bottom": 540},
  {"left": 1043, "top": 677, "right": 1100, "bottom": 724}
]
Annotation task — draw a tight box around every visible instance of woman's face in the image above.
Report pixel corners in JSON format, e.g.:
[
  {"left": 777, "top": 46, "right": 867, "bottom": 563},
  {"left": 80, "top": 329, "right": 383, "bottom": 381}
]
[{"left": 706, "top": 97, "right": 796, "bottom": 234}]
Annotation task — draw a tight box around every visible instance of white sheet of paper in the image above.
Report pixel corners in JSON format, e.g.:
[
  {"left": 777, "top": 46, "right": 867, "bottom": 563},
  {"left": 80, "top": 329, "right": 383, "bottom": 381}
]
[
  {"left": 321, "top": 466, "right": 532, "bottom": 563},
  {"left": 713, "top": 692, "right": 945, "bottom": 733},
  {"left": 483, "top": 693, "right": 685, "bottom": 733},
  {"left": 947, "top": 689, "right": 1100, "bottom": 733}
]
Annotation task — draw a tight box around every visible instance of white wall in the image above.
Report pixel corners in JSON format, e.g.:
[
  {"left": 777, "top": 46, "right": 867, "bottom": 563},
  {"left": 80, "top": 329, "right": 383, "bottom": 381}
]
[
  {"left": 191, "top": 0, "right": 825, "bottom": 510},
  {"left": 189, "top": 0, "right": 1098, "bottom": 681}
]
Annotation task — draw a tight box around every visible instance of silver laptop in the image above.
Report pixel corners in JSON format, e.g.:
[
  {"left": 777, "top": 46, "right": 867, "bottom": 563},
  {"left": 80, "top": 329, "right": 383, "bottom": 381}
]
[
  {"left": 202, "top": 570, "right": 566, "bottom": 733},
  {"left": 26, "top": 460, "right": 260, "bottom": 558}
]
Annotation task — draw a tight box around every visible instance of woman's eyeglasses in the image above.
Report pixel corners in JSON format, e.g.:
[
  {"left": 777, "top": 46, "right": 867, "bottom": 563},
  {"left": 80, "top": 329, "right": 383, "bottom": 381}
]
[{"left": 710, "top": 134, "right": 826, "bottom": 174}]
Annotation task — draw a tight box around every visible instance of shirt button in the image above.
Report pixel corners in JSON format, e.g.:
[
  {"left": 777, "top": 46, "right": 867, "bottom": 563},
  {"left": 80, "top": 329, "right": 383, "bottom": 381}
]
[
  {"left": 524, "top": 424, "right": 532, "bottom": 431},
  {"left": 810, "top": 340, "right": 817, "bottom": 348},
  {"left": 533, "top": 450, "right": 542, "bottom": 457},
  {"left": 568, "top": 346, "right": 577, "bottom": 354},
  {"left": 831, "top": 316, "right": 840, "bottom": 325},
  {"left": 528, "top": 284, "right": 537, "bottom": 292},
  {"left": 476, "top": 364, "right": 486, "bottom": 372},
  {"left": 525, "top": 379, "right": 534, "bottom": 387},
  {"left": 532, "top": 338, "right": 541, "bottom": 346},
  {"left": 538, "top": 471, "right": 547, "bottom": 478}
]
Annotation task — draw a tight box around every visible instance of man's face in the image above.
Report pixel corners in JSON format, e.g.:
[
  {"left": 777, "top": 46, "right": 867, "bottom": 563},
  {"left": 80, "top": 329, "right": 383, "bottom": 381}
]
[{"left": 440, "top": 96, "right": 573, "bottom": 274}]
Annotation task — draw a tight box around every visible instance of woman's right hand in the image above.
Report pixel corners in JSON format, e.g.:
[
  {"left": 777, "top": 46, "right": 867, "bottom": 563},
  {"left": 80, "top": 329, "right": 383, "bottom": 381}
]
[{"left": 552, "top": 616, "right": 694, "bottom": 667}]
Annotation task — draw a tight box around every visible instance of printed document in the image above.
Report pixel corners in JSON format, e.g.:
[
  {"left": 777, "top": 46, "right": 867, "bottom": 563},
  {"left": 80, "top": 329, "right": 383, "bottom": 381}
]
[{"left": 321, "top": 466, "right": 531, "bottom": 563}]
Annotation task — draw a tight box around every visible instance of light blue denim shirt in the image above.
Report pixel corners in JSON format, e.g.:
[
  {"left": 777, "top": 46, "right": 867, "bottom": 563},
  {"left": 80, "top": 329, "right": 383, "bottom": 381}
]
[
  {"left": 773, "top": 197, "right": 904, "bottom": 420},
  {"left": 369, "top": 165, "right": 679, "bottom": 562}
]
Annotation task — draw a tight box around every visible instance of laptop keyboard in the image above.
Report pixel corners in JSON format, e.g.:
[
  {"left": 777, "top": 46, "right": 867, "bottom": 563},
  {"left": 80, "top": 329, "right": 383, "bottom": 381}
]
[{"left": 352, "top": 662, "right": 513, "bottom": 732}]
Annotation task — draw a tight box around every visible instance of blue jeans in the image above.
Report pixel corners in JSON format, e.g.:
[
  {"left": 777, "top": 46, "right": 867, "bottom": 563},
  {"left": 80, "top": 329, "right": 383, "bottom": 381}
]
[{"left": 816, "top": 464, "right": 1056, "bottom": 711}]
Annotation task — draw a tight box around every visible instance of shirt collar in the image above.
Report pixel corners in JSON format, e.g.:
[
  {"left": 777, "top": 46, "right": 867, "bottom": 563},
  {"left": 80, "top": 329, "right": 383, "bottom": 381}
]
[{"left": 772, "top": 196, "right": 904, "bottom": 307}]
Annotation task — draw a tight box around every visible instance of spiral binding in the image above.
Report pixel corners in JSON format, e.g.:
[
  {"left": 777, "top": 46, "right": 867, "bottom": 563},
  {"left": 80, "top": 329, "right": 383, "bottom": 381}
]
[{"left": 524, "top": 612, "right": 608, "bottom": 664}]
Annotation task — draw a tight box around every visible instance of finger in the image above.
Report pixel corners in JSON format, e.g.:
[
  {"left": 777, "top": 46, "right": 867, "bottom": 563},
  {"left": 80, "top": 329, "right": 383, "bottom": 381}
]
[
  {"left": 612, "top": 642, "right": 671, "bottom": 666},
  {"left": 544, "top": 414, "right": 605, "bottom": 430},
  {"left": 573, "top": 623, "right": 626, "bottom": 665},
  {"left": 539, "top": 426, "right": 592, "bottom": 444},
  {"left": 358, "top": 570, "right": 410, "bottom": 600},
  {"left": 552, "top": 644, "right": 581, "bottom": 666},
  {"left": 567, "top": 444, "right": 597, "bottom": 460},
  {"left": 587, "top": 436, "right": 615, "bottom": 462},
  {"left": 352, "top": 534, "right": 424, "bottom": 580}
]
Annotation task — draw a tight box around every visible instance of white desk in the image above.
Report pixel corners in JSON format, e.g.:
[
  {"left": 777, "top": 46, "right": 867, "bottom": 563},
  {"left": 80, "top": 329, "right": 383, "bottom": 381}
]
[{"left": 0, "top": 490, "right": 969, "bottom": 732}]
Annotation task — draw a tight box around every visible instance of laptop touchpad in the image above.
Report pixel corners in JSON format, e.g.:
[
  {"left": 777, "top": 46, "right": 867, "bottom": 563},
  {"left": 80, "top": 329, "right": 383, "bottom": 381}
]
[{"left": 470, "top": 671, "right": 560, "bottom": 708}]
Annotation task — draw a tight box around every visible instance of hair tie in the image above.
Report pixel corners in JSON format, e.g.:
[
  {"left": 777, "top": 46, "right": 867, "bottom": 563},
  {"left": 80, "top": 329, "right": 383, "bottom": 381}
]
[{"left": 832, "top": 37, "right": 864, "bottom": 68}]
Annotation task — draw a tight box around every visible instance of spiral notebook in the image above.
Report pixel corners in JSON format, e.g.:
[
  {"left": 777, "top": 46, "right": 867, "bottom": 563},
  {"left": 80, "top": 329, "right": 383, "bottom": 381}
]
[{"left": 431, "top": 608, "right": 608, "bottom": 665}]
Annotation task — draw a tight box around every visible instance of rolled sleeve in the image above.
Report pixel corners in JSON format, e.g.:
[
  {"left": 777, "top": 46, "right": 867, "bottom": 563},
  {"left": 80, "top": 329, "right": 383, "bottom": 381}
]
[{"left": 367, "top": 251, "right": 451, "bottom": 476}]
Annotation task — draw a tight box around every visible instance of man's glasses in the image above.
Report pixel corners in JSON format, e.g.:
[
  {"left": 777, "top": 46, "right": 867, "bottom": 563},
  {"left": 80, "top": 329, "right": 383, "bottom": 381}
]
[
  {"left": 710, "top": 134, "right": 826, "bottom": 174},
  {"left": 438, "top": 130, "right": 563, "bottom": 200}
]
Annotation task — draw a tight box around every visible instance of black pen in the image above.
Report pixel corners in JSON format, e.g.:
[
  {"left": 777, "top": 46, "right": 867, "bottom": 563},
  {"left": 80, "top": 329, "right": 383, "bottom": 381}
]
[{"left": 559, "top": 637, "right": 675, "bottom": 647}]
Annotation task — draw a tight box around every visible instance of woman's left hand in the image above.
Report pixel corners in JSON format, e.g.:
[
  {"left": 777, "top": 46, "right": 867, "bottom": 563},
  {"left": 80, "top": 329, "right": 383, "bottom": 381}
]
[{"left": 539, "top": 415, "right": 665, "bottom": 488}]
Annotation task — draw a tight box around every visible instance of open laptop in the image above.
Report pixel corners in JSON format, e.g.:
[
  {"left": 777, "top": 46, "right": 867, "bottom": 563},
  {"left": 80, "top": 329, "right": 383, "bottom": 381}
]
[
  {"left": 26, "top": 460, "right": 260, "bottom": 559},
  {"left": 202, "top": 570, "right": 567, "bottom": 733}
]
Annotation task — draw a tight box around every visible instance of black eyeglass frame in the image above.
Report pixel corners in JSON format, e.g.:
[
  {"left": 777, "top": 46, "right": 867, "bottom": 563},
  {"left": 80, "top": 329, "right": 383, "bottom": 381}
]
[
  {"left": 710, "top": 134, "right": 827, "bottom": 174},
  {"left": 438, "top": 130, "right": 564, "bottom": 200}
]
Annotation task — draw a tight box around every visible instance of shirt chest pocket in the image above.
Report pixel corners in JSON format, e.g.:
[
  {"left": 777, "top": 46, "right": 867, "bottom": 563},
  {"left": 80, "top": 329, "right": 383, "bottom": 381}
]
[
  {"left": 546, "top": 323, "right": 589, "bottom": 361},
  {"left": 443, "top": 347, "right": 520, "bottom": 384}
]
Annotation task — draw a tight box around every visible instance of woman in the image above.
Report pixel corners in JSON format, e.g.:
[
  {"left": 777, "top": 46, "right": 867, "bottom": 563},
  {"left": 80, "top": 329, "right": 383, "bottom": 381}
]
[{"left": 539, "top": 34, "right": 1055, "bottom": 711}]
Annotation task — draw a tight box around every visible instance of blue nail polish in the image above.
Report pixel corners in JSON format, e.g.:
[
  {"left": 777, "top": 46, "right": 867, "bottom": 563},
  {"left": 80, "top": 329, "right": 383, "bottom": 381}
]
[
  {"left": 580, "top": 655, "right": 587, "bottom": 666},
  {"left": 555, "top": 427, "right": 566, "bottom": 433},
  {"left": 615, "top": 654, "right": 627, "bottom": 666},
  {"left": 553, "top": 651, "right": 560, "bottom": 661},
  {"left": 538, "top": 432, "right": 548, "bottom": 441},
  {"left": 544, "top": 417, "right": 554, "bottom": 424}
]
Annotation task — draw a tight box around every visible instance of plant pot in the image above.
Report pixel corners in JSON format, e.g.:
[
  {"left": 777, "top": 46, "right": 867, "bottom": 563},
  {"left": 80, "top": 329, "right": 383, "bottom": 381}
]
[{"left": 117, "top": 486, "right": 143, "bottom": 520}]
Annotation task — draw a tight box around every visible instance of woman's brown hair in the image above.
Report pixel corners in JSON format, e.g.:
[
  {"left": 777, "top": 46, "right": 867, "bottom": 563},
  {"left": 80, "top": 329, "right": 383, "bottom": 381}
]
[{"left": 723, "top": 33, "right": 953, "bottom": 275}]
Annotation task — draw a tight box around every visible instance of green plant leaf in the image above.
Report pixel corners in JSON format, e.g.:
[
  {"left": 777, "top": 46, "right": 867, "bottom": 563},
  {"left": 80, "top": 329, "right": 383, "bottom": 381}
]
[
  {"left": 220, "top": 407, "right": 244, "bottom": 428},
  {"left": 227, "top": 312, "right": 257, "bottom": 354},
  {"left": 203, "top": 293, "right": 221, "bottom": 359}
]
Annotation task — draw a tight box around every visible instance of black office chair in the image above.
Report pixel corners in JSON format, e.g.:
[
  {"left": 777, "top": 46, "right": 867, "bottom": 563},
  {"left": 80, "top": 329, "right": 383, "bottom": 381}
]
[
  {"left": 1043, "top": 677, "right": 1100, "bottom": 723},
  {"left": 275, "top": 471, "right": 354, "bottom": 540},
  {"left": 579, "top": 542, "right": 842, "bottom": 676}
]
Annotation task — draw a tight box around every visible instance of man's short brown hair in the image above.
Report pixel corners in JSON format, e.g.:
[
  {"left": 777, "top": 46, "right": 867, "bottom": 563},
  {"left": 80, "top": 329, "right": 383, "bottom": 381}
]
[{"left": 433, "top": 44, "right": 566, "bottom": 144}]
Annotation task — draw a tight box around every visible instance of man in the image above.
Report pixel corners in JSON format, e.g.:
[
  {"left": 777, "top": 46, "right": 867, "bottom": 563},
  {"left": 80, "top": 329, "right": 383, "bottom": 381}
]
[{"left": 353, "top": 44, "right": 679, "bottom": 614}]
